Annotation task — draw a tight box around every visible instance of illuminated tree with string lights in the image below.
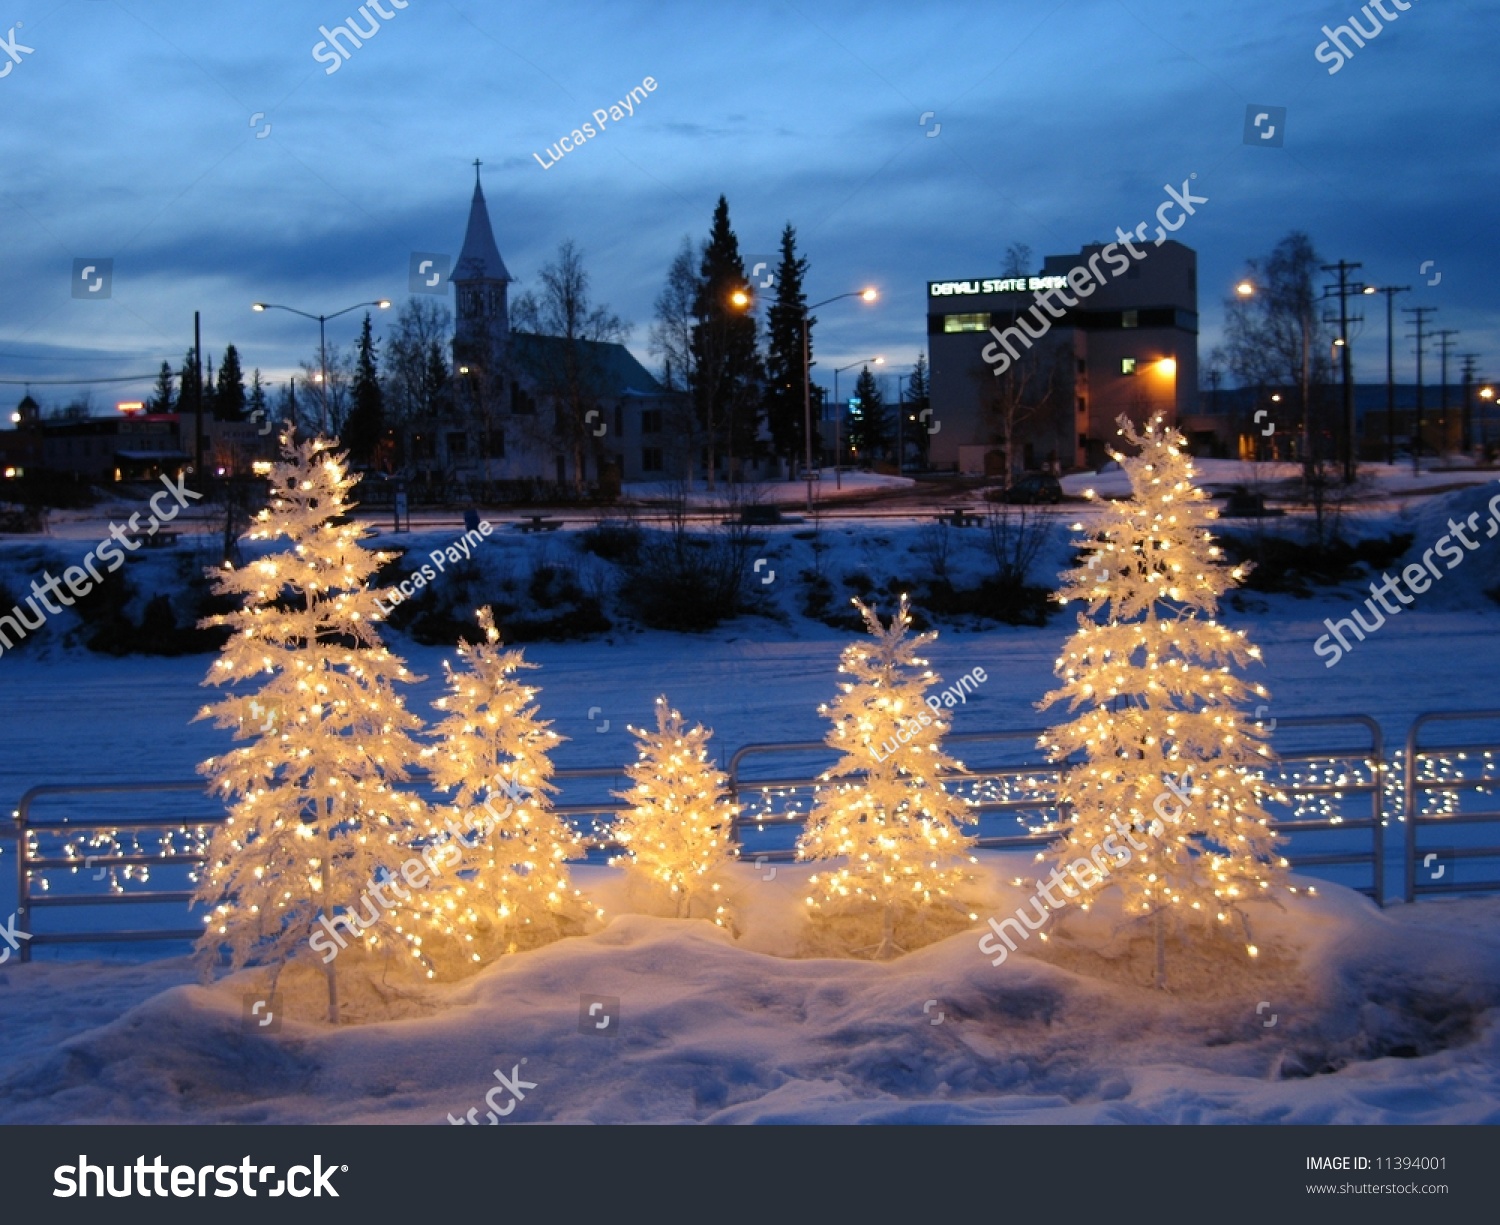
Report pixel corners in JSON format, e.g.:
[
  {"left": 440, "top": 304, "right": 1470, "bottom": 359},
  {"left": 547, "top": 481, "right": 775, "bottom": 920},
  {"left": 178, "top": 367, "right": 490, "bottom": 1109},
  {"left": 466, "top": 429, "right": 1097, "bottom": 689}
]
[
  {"left": 1038, "top": 414, "right": 1291, "bottom": 988},
  {"left": 392, "top": 607, "right": 596, "bottom": 976},
  {"left": 797, "top": 595, "right": 977, "bottom": 958},
  {"left": 610, "top": 697, "right": 739, "bottom": 929},
  {"left": 193, "top": 430, "right": 425, "bottom": 1024}
]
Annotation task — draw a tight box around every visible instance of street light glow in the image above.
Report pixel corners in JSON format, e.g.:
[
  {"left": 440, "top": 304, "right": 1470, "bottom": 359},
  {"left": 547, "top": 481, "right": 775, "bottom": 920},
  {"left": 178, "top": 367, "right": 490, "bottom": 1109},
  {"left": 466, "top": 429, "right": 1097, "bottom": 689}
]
[
  {"left": 1157, "top": 358, "right": 1177, "bottom": 376},
  {"left": 1236, "top": 281, "right": 1255, "bottom": 297},
  {"left": 860, "top": 288, "right": 878, "bottom": 302},
  {"left": 251, "top": 303, "right": 266, "bottom": 311},
  {"left": 730, "top": 289, "right": 750, "bottom": 308}
]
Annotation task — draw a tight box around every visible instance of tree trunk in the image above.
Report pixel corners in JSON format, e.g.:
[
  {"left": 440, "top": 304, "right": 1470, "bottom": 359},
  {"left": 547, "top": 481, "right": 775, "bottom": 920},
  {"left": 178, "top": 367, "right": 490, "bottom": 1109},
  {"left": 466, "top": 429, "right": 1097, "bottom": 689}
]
[
  {"left": 323, "top": 900, "right": 340, "bottom": 1024},
  {"left": 876, "top": 904, "right": 896, "bottom": 960},
  {"left": 1154, "top": 909, "right": 1166, "bottom": 991}
]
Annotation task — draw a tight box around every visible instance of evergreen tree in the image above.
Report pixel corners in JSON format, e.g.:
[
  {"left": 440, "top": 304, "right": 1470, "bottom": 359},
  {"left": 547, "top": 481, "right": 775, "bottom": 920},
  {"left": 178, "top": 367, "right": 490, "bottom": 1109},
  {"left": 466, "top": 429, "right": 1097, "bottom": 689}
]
[
  {"left": 248, "top": 369, "right": 268, "bottom": 421},
  {"left": 848, "top": 366, "right": 890, "bottom": 461},
  {"left": 149, "top": 361, "right": 175, "bottom": 414},
  {"left": 178, "top": 348, "right": 201, "bottom": 417},
  {"left": 193, "top": 431, "right": 426, "bottom": 1023},
  {"left": 905, "top": 353, "right": 930, "bottom": 467},
  {"left": 797, "top": 595, "right": 978, "bottom": 957},
  {"left": 395, "top": 608, "right": 594, "bottom": 975},
  {"left": 690, "top": 196, "right": 763, "bottom": 485},
  {"left": 343, "top": 313, "right": 386, "bottom": 465},
  {"left": 1037, "top": 414, "right": 1290, "bottom": 988},
  {"left": 202, "top": 355, "right": 220, "bottom": 421},
  {"left": 763, "top": 223, "right": 814, "bottom": 475},
  {"left": 611, "top": 697, "right": 739, "bottom": 928},
  {"left": 216, "top": 344, "right": 246, "bottom": 421}
]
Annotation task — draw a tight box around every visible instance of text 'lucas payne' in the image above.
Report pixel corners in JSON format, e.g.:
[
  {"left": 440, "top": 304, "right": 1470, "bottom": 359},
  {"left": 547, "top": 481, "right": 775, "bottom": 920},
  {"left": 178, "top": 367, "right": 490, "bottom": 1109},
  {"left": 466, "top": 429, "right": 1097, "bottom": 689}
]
[{"left": 534, "top": 76, "right": 658, "bottom": 170}]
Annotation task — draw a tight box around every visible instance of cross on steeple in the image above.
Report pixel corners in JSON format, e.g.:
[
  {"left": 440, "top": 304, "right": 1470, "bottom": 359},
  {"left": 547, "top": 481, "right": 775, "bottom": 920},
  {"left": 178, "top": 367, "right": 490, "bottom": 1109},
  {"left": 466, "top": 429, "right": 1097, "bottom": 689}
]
[{"left": 473, "top": 158, "right": 482, "bottom": 184}]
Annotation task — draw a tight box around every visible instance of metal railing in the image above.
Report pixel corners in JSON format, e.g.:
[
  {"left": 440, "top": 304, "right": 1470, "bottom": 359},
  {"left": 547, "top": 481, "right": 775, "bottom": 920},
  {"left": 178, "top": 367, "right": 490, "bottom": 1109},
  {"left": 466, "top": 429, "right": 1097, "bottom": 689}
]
[
  {"left": 728, "top": 718, "right": 1387, "bottom": 901},
  {"left": 14, "top": 710, "right": 1498, "bottom": 960},
  {"left": 1403, "top": 710, "right": 1500, "bottom": 902}
]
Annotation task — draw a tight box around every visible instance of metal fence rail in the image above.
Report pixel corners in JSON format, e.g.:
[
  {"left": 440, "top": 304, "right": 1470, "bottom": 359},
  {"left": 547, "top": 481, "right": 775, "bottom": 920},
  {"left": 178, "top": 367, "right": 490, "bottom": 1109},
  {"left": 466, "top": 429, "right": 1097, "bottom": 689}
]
[
  {"left": 11, "top": 710, "right": 1497, "bottom": 960},
  {"left": 1403, "top": 710, "right": 1500, "bottom": 902}
]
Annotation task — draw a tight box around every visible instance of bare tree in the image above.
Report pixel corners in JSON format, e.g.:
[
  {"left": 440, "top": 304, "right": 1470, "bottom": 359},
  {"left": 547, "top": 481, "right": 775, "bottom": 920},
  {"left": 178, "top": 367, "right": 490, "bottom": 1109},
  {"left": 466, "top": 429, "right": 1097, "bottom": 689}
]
[
  {"left": 974, "top": 341, "right": 1067, "bottom": 479},
  {"left": 298, "top": 344, "right": 355, "bottom": 437},
  {"left": 512, "top": 240, "right": 629, "bottom": 493},
  {"left": 650, "top": 237, "right": 706, "bottom": 484},
  {"left": 1002, "top": 243, "right": 1033, "bottom": 278}
]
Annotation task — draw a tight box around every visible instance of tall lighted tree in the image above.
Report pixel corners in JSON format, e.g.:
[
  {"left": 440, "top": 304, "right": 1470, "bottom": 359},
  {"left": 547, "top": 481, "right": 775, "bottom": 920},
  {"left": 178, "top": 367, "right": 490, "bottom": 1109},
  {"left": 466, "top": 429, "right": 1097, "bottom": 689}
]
[
  {"left": 797, "top": 596, "right": 977, "bottom": 958},
  {"left": 194, "top": 430, "right": 425, "bottom": 1023},
  {"left": 611, "top": 697, "right": 739, "bottom": 928},
  {"left": 392, "top": 607, "right": 594, "bottom": 976},
  {"left": 1038, "top": 414, "right": 1290, "bottom": 987}
]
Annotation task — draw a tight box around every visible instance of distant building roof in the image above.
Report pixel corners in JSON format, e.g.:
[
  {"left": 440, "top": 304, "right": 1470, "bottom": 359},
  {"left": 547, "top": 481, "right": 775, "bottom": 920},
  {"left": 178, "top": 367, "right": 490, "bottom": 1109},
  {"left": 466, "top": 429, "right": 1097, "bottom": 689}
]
[{"left": 508, "top": 332, "right": 664, "bottom": 397}]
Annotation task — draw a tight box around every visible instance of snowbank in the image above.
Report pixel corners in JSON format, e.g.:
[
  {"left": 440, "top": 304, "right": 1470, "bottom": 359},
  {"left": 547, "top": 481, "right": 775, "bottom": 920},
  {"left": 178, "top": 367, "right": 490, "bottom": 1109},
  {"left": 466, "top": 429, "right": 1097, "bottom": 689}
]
[{"left": 1, "top": 860, "right": 1497, "bottom": 1124}]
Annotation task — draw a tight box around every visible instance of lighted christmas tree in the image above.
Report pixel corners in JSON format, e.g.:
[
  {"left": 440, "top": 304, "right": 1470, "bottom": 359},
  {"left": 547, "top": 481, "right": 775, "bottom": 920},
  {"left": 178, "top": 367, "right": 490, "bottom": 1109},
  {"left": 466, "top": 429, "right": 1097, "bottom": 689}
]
[
  {"left": 194, "top": 430, "right": 426, "bottom": 1023},
  {"left": 391, "top": 607, "right": 595, "bottom": 975},
  {"left": 610, "top": 697, "right": 739, "bottom": 929},
  {"left": 1037, "top": 414, "right": 1291, "bottom": 988},
  {"left": 797, "top": 595, "right": 978, "bottom": 958}
]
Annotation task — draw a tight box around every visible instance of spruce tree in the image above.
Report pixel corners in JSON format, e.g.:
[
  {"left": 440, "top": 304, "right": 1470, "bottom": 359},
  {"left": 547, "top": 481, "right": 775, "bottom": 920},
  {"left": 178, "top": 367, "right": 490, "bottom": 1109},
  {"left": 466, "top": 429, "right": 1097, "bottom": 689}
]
[
  {"left": 906, "top": 354, "right": 930, "bottom": 467},
  {"left": 216, "top": 345, "right": 246, "bottom": 421},
  {"left": 848, "top": 366, "right": 889, "bottom": 462},
  {"left": 611, "top": 697, "right": 739, "bottom": 928},
  {"left": 797, "top": 595, "right": 977, "bottom": 957},
  {"left": 395, "top": 608, "right": 594, "bottom": 975},
  {"left": 690, "top": 196, "right": 763, "bottom": 484},
  {"left": 149, "top": 361, "right": 175, "bottom": 414},
  {"left": 193, "top": 430, "right": 426, "bottom": 1022},
  {"left": 343, "top": 313, "right": 386, "bottom": 465},
  {"left": 1037, "top": 414, "right": 1289, "bottom": 988},
  {"left": 763, "top": 223, "right": 814, "bottom": 475},
  {"left": 248, "top": 369, "right": 268, "bottom": 421}
]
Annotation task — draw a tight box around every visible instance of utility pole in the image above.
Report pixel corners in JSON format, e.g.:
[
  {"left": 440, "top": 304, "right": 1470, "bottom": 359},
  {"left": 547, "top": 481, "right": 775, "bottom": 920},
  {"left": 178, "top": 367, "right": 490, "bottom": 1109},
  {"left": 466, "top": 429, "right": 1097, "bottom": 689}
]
[
  {"left": 1321, "top": 260, "right": 1364, "bottom": 481},
  {"left": 1460, "top": 353, "right": 1479, "bottom": 454},
  {"left": 1432, "top": 328, "right": 1459, "bottom": 454},
  {"left": 1368, "top": 286, "right": 1409, "bottom": 465},
  {"left": 1403, "top": 306, "right": 1436, "bottom": 474}
]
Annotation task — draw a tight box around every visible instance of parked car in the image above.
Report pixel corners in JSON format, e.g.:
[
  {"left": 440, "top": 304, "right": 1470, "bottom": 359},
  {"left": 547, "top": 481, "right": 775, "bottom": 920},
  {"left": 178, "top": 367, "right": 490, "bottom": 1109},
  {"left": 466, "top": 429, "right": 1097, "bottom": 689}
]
[{"left": 986, "top": 472, "right": 1063, "bottom": 504}]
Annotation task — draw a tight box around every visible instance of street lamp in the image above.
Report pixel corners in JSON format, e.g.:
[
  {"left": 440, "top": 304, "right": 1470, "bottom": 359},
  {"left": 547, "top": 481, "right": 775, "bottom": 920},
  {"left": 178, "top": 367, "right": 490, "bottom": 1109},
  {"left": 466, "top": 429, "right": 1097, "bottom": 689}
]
[
  {"left": 833, "top": 356, "right": 881, "bottom": 487},
  {"left": 801, "top": 288, "right": 878, "bottom": 512},
  {"left": 1482, "top": 385, "right": 1496, "bottom": 456},
  {"left": 252, "top": 298, "right": 391, "bottom": 433}
]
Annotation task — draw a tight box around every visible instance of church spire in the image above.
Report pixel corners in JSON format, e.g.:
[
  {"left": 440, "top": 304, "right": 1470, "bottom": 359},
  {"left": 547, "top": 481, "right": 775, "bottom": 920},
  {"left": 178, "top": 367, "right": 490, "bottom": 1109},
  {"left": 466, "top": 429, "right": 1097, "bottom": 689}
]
[
  {"left": 453, "top": 161, "right": 512, "bottom": 367},
  {"left": 455, "top": 162, "right": 512, "bottom": 285}
]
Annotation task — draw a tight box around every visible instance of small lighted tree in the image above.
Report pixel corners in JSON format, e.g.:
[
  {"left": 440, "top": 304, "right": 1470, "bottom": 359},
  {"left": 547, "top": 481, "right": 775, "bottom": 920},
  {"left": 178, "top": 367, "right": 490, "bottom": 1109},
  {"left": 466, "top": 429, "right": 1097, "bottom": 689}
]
[
  {"left": 194, "top": 430, "right": 425, "bottom": 1023},
  {"left": 1038, "top": 414, "right": 1290, "bottom": 987},
  {"left": 610, "top": 697, "right": 739, "bottom": 928},
  {"left": 797, "top": 595, "right": 977, "bottom": 958},
  {"left": 392, "top": 607, "right": 595, "bottom": 975}
]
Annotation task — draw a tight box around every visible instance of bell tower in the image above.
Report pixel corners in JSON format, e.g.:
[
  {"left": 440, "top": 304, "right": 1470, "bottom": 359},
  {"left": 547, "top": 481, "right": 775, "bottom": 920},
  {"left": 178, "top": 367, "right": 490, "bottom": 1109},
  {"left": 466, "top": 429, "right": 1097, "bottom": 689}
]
[{"left": 452, "top": 160, "right": 514, "bottom": 370}]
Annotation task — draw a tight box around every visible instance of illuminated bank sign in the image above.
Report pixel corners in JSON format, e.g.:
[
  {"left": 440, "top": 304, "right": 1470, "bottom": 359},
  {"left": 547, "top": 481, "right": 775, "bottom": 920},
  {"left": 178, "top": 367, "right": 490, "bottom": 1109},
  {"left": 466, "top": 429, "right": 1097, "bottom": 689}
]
[{"left": 928, "top": 275, "right": 1068, "bottom": 297}]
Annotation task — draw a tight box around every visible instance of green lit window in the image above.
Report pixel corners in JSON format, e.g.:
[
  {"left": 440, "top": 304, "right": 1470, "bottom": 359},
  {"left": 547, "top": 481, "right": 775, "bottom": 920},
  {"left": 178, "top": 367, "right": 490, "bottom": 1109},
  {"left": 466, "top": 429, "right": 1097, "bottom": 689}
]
[
  {"left": 1121, "top": 358, "right": 1137, "bottom": 375},
  {"left": 943, "top": 313, "right": 990, "bottom": 333}
]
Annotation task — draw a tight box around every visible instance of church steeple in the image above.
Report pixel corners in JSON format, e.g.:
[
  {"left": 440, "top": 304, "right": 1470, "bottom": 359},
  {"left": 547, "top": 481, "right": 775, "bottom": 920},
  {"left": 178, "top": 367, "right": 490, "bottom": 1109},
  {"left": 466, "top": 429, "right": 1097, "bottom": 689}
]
[{"left": 453, "top": 160, "right": 512, "bottom": 364}]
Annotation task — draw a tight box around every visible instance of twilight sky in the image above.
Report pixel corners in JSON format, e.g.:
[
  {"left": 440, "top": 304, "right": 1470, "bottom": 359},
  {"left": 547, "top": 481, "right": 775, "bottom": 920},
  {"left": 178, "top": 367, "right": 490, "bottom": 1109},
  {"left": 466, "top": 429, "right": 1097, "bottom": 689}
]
[{"left": 1, "top": 0, "right": 1495, "bottom": 409}]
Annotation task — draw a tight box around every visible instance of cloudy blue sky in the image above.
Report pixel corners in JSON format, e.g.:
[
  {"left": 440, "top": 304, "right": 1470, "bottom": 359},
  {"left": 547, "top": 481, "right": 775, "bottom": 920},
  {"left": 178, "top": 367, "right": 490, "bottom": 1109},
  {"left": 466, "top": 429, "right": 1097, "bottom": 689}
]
[{"left": 1, "top": 0, "right": 1495, "bottom": 409}]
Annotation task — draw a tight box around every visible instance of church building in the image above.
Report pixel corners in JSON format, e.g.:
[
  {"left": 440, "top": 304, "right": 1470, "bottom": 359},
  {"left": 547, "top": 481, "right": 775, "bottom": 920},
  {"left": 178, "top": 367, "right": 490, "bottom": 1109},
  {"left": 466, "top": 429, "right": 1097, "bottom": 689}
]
[{"left": 417, "top": 165, "right": 676, "bottom": 493}]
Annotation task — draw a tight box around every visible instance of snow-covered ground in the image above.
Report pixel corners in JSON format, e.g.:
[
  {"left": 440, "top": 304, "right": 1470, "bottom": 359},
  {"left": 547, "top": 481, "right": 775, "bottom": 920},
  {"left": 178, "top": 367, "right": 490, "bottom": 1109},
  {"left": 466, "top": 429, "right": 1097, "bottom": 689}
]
[
  {"left": 0, "top": 867, "right": 1496, "bottom": 1124},
  {"left": 0, "top": 477, "right": 1497, "bottom": 1124}
]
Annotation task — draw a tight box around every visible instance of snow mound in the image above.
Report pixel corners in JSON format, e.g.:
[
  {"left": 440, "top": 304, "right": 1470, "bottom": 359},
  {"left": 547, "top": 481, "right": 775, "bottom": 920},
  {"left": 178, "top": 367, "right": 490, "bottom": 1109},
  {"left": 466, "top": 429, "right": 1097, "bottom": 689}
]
[{"left": 2, "top": 861, "right": 1498, "bottom": 1124}]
